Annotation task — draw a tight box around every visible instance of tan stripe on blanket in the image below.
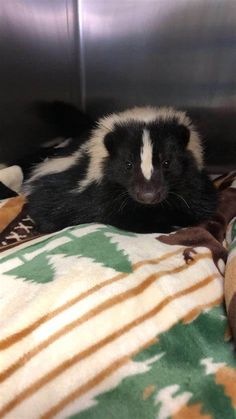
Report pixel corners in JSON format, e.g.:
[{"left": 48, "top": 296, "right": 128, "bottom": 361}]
[
  {"left": 0, "top": 271, "right": 218, "bottom": 417},
  {"left": 182, "top": 296, "right": 223, "bottom": 323},
  {"left": 224, "top": 254, "right": 236, "bottom": 310},
  {"left": 40, "top": 338, "right": 156, "bottom": 419},
  {"left": 0, "top": 248, "right": 183, "bottom": 350}
]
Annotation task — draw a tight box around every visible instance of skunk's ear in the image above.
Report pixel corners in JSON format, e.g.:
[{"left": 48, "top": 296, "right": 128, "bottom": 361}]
[
  {"left": 175, "top": 125, "right": 190, "bottom": 148},
  {"left": 104, "top": 132, "right": 116, "bottom": 155}
]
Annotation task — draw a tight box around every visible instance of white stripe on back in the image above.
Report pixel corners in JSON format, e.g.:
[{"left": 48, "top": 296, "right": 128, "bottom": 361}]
[
  {"left": 29, "top": 149, "right": 81, "bottom": 182},
  {"left": 140, "top": 129, "right": 153, "bottom": 180}
]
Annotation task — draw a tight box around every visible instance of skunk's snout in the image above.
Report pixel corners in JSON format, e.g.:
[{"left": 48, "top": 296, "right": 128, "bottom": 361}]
[
  {"left": 136, "top": 190, "right": 157, "bottom": 204},
  {"left": 130, "top": 169, "right": 168, "bottom": 205},
  {"left": 133, "top": 184, "right": 167, "bottom": 205}
]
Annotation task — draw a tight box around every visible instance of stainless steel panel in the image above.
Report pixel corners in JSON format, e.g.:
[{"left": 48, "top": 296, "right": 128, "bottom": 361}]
[
  {"left": 0, "top": 0, "right": 235, "bottom": 169},
  {"left": 0, "top": 0, "right": 80, "bottom": 162},
  {"left": 0, "top": 0, "right": 79, "bottom": 105},
  {"left": 80, "top": 0, "right": 236, "bottom": 116}
]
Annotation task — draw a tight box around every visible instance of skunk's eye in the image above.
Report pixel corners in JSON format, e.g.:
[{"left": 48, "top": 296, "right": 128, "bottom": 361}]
[
  {"left": 125, "top": 161, "right": 133, "bottom": 170},
  {"left": 162, "top": 160, "right": 170, "bottom": 169}
]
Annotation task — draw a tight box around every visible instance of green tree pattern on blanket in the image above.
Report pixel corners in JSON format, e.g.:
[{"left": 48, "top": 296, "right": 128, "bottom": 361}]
[
  {"left": 2, "top": 226, "right": 133, "bottom": 282},
  {"left": 71, "top": 307, "right": 236, "bottom": 419}
]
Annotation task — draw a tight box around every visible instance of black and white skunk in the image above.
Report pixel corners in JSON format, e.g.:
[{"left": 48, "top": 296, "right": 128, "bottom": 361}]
[{"left": 23, "top": 106, "right": 218, "bottom": 234}]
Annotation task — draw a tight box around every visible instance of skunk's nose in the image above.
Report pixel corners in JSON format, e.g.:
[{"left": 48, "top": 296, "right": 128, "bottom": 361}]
[{"left": 136, "top": 190, "right": 157, "bottom": 204}]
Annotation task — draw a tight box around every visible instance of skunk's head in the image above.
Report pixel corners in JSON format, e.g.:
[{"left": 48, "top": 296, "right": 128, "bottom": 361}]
[{"left": 79, "top": 107, "right": 203, "bottom": 206}]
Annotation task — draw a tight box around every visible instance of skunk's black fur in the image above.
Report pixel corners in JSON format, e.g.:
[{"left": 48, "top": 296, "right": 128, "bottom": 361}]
[{"left": 24, "top": 106, "right": 218, "bottom": 234}]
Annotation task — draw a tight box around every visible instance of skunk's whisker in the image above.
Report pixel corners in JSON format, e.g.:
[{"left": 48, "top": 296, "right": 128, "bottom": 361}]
[{"left": 169, "top": 192, "right": 190, "bottom": 209}]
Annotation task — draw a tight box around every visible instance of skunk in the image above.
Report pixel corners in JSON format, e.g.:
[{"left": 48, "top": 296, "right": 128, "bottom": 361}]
[{"left": 23, "top": 106, "right": 218, "bottom": 234}]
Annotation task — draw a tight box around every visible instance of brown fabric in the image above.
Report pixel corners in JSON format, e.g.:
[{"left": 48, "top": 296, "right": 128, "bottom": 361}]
[
  {"left": 159, "top": 187, "right": 236, "bottom": 271},
  {"left": 213, "top": 171, "right": 236, "bottom": 190},
  {"left": 0, "top": 195, "right": 25, "bottom": 233},
  {"left": 0, "top": 201, "right": 40, "bottom": 252},
  {"left": 159, "top": 227, "right": 227, "bottom": 270}
]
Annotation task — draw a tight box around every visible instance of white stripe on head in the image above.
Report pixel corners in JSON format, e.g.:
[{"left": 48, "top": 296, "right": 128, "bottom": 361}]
[{"left": 140, "top": 129, "right": 153, "bottom": 180}]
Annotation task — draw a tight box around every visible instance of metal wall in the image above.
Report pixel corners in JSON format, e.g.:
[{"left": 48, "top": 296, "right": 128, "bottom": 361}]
[
  {"left": 0, "top": 0, "right": 79, "bottom": 162},
  {"left": 81, "top": 0, "right": 236, "bottom": 115},
  {"left": 0, "top": 0, "right": 235, "bottom": 167}
]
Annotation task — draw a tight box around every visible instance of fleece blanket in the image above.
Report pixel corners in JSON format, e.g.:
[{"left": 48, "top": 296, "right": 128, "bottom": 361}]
[
  {"left": 0, "top": 170, "right": 236, "bottom": 419},
  {"left": 0, "top": 223, "right": 231, "bottom": 419}
]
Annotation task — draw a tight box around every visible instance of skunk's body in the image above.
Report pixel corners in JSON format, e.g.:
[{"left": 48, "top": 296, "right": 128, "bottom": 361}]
[{"left": 24, "top": 106, "right": 217, "bottom": 234}]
